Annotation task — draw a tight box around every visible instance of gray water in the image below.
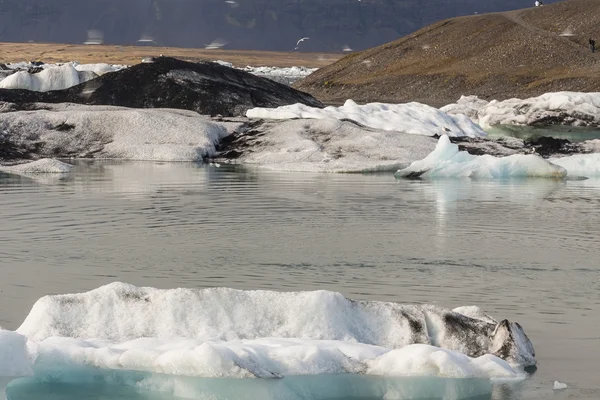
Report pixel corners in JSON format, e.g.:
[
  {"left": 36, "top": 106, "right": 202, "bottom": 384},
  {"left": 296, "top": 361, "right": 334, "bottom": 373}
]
[{"left": 1, "top": 160, "right": 599, "bottom": 400}]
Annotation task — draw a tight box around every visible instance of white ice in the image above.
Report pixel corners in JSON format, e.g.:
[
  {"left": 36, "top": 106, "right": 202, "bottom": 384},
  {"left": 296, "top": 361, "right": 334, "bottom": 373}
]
[
  {"left": 213, "top": 60, "right": 316, "bottom": 84},
  {"left": 0, "top": 63, "right": 80, "bottom": 92},
  {"left": 247, "top": 99, "right": 487, "bottom": 137},
  {"left": 0, "top": 329, "right": 33, "bottom": 377},
  {"left": 553, "top": 380, "right": 568, "bottom": 390},
  {"left": 0, "top": 159, "right": 73, "bottom": 174},
  {"left": 395, "top": 135, "right": 567, "bottom": 179},
  {"left": 548, "top": 153, "right": 600, "bottom": 178},
  {"left": 0, "top": 104, "right": 237, "bottom": 161},
  {"left": 231, "top": 118, "right": 437, "bottom": 172},
  {"left": 442, "top": 92, "right": 600, "bottom": 128},
  {"left": 0, "top": 283, "right": 533, "bottom": 398},
  {"left": 0, "top": 62, "right": 125, "bottom": 92}
]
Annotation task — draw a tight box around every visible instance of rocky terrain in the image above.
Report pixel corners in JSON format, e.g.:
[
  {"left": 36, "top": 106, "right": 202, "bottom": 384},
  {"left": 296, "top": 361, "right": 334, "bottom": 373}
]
[
  {"left": 0, "top": 57, "right": 323, "bottom": 116},
  {"left": 295, "top": 0, "right": 600, "bottom": 106},
  {"left": 0, "top": 0, "right": 559, "bottom": 52}
]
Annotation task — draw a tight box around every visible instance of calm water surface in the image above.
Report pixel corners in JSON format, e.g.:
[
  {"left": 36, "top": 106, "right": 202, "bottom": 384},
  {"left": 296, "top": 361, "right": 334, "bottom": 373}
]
[{"left": 0, "top": 161, "right": 599, "bottom": 400}]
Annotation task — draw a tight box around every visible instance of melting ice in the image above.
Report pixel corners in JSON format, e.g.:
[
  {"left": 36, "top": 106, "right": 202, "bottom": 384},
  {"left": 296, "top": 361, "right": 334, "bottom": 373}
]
[{"left": 1, "top": 283, "right": 535, "bottom": 400}]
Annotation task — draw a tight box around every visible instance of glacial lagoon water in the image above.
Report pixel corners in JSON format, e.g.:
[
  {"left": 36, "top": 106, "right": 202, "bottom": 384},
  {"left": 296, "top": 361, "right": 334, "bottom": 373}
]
[{"left": 0, "top": 160, "right": 599, "bottom": 400}]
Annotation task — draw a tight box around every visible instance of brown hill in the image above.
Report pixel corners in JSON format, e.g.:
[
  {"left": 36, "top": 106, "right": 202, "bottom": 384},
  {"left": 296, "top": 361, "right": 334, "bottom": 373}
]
[{"left": 294, "top": 0, "right": 600, "bottom": 107}]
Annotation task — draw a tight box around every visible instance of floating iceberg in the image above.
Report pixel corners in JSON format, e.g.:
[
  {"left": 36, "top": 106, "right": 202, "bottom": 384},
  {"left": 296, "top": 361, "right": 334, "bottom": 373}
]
[
  {"left": 395, "top": 135, "right": 567, "bottom": 179},
  {"left": 0, "top": 103, "right": 237, "bottom": 161},
  {"left": 1, "top": 283, "right": 534, "bottom": 399},
  {"left": 212, "top": 61, "right": 316, "bottom": 85},
  {"left": 548, "top": 153, "right": 600, "bottom": 178},
  {"left": 225, "top": 118, "right": 437, "bottom": 172},
  {"left": 442, "top": 92, "right": 600, "bottom": 128},
  {"left": 553, "top": 380, "right": 568, "bottom": 390},
  {"left": 0, "top": 159, "right": 73, "bottom": 174},
  {"left": 247, "top": 100, "right": 487, "bottom": 137}
]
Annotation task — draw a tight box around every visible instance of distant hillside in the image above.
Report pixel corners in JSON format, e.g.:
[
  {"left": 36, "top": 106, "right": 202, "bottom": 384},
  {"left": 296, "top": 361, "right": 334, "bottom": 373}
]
[
  {"left": 294, "top": 0, "right": 600, "bottom": 106},
  {"left": 0, "top": 0, "right": 561, "bottom": 52}
]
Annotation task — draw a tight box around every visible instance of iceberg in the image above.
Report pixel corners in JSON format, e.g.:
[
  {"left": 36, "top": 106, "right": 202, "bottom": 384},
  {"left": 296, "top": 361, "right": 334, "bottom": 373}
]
[
  {"left": 395, "top": 135, "right": 567, "bottom": 179},
  {"left": 0, "top": 103, "right": 237, "bottom": 162},
  {"left": 225, "top": 118, "right": 437, "bottom": 172},
  {"left": 0, "top": 283, "right": 535, "bottom": 399},
  {"left": 0, "top": 159, "right": 73, "bottom": 174},
  {"left": 442, "top": 92, "right": 600, "bottom": 128},
  {"left": 0, "top": 64, "right": 80, "bottom": 92},
  {"left": 247, "top": 99, "right": 487, "bottom": 137},
  {"left": 548, "top": 153, "right": 600, "bottom": 178}
]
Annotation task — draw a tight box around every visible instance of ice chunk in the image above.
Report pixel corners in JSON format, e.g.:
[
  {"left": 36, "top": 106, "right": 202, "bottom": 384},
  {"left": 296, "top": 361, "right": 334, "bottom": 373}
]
[
  {"left": 553, "top": 380, "right": 568, "bottom": 390},
  {"left": 247, "top": 100, "right": 487, "bottom": 137},
  {"left": 0, "top": 329, "right": 33, "bottom": 377},
  {"left": 0, "top": 63, "right": 80, "bottom": 92},
  {"left": 16, "top": 283, "right": 536, "bottom": 368},
  {"left": 0, "top": 159, "right": 73, "bottom": 174},
  {"left": 0, "top": 104, "right": 234, "bottom": 162},
  {"left": 442, "top": 92, "right": 600, "bottom": 128},
  {"left": 230, "top": 118, "right": 437, "bottom": 172},
  {"left": 395, "top": 135, "right": 567, "bottom": 179},
  {"left": 548, "top": 153, "right": 600, "bottom": 178},
  {"left": 74, "top": 63, "right": 126, "bottom": 75}
]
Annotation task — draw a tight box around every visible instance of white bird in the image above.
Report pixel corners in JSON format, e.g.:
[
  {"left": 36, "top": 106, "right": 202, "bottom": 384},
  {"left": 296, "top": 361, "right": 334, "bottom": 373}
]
[{"left": 296, "top": 37, "right": 309, "bottom": 47}]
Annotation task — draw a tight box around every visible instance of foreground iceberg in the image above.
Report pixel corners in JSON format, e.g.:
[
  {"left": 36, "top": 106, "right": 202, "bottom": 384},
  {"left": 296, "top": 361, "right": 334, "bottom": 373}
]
[
  {"left": 223, "top": 118, "right": 437, "bottom": 172},
  {"left": 1, "top": 283, "right": 535, "bottom": 399},
  {"left": 247, "top": 100, "right": 486, "bottom": 137},
  {"left": 396, "top": 135, "right": 567, "bottom": 179},
  {"left": 442, "top": 92, "right": 600, "bottom": 128},
  {"left": 549, "top": 153, "right": 600, "bottom": 178}
]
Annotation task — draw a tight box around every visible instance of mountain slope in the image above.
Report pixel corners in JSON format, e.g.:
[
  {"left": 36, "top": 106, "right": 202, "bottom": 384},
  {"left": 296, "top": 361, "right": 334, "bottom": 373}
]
[
  {"left": 0, "top": 0, "right": 560, "bottom": 52},
  {"left": 294, "top": 0, "right": 600, "bottom": 106}
]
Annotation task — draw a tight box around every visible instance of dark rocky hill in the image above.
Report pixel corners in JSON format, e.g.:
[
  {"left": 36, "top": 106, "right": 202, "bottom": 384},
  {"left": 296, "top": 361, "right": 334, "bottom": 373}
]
[
  {"left": 0, "top": 57, "right": 323, "bottom": 116},
  {"left": 295, "top": 0, "right": 600, "bottom": 106},
  {"left": 0, "top": 0, "right": 561, "bottom": 52}
]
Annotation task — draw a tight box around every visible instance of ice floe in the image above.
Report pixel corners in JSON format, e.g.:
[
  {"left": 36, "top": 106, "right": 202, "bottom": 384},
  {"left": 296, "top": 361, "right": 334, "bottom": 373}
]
[
  {"left": 0, "top": 159, "right": 73, "bottom": 174},
  {"left": 442, "top": 92, "right": 600, "bottom": 128},
  {"left": 247, "top": 100, "right": 487, "bottom": 137},
  {"left": 223, "top": 118, "right": 437, "bottom": 172},
  {"left": 0, "top": 103, "right": 238, "bottom": 162},
  {"left": 1, "top": 283, "right": 534, "bottom": 399},
  {"left": 213, "top": 60, "right": 316, "bottom": 85},
  {"left": 395, "top": 135, "right": 567, "bottom": 179}
]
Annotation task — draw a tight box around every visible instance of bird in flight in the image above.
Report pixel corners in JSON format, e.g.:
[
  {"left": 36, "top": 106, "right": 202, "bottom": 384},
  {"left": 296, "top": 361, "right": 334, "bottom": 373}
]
[{"left": 295, "top": 37, "right": 310, "bottom": 49}]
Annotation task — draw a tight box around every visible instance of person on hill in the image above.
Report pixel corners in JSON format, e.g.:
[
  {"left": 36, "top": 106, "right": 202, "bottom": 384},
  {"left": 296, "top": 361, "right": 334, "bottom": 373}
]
[{"left": 590, "top": 38, "right": 596, "bottom": 53}]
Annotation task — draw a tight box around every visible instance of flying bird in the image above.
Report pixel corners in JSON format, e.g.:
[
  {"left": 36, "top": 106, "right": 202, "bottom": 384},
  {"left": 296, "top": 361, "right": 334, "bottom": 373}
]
[{"left": 296, "top": 37, "right": 309, "bottom": 46}]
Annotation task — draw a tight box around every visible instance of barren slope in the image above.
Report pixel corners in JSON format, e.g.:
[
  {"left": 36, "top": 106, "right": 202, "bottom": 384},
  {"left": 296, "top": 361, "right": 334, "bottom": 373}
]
[
  {"left": 0, "top": 42, "right": 340, "bottom": 68},
  {"left": 295, "top": 0, "right": 600, "bottom": 106}
]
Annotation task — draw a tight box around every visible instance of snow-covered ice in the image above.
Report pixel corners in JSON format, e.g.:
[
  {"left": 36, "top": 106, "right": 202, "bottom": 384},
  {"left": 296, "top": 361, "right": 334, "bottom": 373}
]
[
  {"left": 395, "top": 135, "right": 567, "bottom": 179},
  {"left": 442, "top": 92, "right": 600, "bottom": 128},
  {"left": 230, "top": 118, "right": 437, "bottom": 172},
  {"left": 0, "top": 283, "right": 534, "bottom": 399},
  {"left": 0, "top": 103, "right": 238, "bottom": 161},
  {"left": 0, "top": 159, "right": 73, "bottom": 174},
  {"left": 247, "top": 100, "right": 487, "bottom": 137}
]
